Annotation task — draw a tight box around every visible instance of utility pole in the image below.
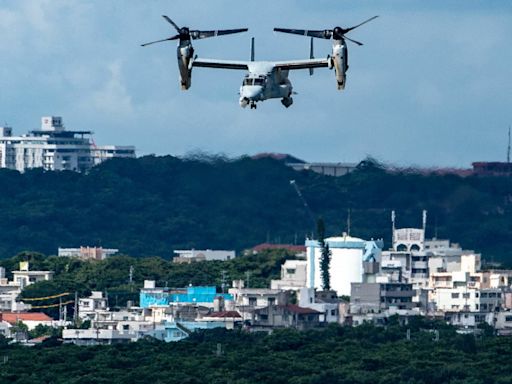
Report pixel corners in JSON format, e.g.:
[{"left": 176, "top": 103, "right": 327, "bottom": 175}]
[
  {"left": 508, "top": 125, "right": 511, "bottom": 163},
  {"left": 346, "top": 208, "right": 351, "bottom": 236},
  {"left": 245, "top": 271, "right": 251, "bottom": 289},
  {"left": 74, "top": 291, "right": 79, "bottom": 326},
  {"left": 221, "top": 270, "right": 227, "bottom": 294}
]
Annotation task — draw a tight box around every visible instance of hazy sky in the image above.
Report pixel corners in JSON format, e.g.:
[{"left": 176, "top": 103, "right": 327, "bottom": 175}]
[{"left": 1, "top": 1, "right": 511, "bottom": 167}]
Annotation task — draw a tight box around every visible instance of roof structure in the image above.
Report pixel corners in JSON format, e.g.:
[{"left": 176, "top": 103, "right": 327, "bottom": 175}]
[
  {"left": 206, "top": 311, "right": 242, "bottom": 319},
  {"left": 0, "top": 312, "right": 53, "bottom": 323}
]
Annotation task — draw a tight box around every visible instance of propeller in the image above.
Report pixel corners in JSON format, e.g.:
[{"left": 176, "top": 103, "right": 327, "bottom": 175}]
[
  {"left": 274, "top": 15, "right": 378, "bottom": 46},
  {"left": 141, "top": 15, "right": 248, "bottom": 47}
]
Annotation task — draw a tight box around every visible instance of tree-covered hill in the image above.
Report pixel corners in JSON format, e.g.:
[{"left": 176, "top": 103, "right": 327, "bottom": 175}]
[
  {"left": 0, "top": 155, "right": 511, "bottom": 263},
  {"left": 1, "top": 320, "right": 512, "bottom": 384}
]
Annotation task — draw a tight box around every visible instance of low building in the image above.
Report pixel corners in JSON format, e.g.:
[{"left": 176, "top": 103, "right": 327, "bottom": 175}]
[
  {"left": 78, "top": 291, "right": 109, "bottom": 321},
  {"left": 350, "top": 282, "right": 415, "bottom": 314},
  {"left": 252, "top": 304, "right": 322, "bottom": 331},
  {"left": 270, "top": 260, "right": 307, "bottom": 290},
  {"left": 140, "top": 281, "right": 233, "bottom": 309},
  {"left": 173, "top": 249, "right": 235, "bottom": 263},
  {"left": 58, "top": 247, "right": 119, "bottom": 260},
  {"left": 0, "top": 312, "right": 54, "bottom": 330},
  {"left": 286, "top": 162, "right": 358, "bottom": 177},
  {"left": 11, "top": 262, "right": 53, "bottom": 289}
]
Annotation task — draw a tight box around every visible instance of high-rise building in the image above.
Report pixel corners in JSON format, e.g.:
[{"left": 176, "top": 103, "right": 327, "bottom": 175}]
[{"left": 0, "top": 116, "right": 135, "bottom": 172}]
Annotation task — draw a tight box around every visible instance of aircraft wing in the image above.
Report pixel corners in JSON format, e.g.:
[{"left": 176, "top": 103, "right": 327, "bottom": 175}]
[
  {"left": 192, "top": 58, "right": 249, "bottom": 70},
  {"left": 274, "top": 58, "right": 330, "bottom": 71}
]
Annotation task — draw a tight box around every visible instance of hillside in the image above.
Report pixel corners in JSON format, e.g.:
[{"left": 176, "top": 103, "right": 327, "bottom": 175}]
[{"left": 0, "top": 155, "right": 511, "bottom": 263}]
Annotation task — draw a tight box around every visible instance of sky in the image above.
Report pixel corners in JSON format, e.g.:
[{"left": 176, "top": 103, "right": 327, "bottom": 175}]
[{"left": 0, "top": 1, "right": 511, "bottom": 167}]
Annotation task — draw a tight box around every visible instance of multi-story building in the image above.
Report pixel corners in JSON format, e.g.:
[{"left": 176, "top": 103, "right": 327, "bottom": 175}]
[
  {"left": 172, "top": 249, "right": 236, "bottom": 263},
  {"left": 58, "top": 247, "right": 119, "bottom": 261},
  {"left": 0, "top": 116, "right": 135, "bottom": 172}
]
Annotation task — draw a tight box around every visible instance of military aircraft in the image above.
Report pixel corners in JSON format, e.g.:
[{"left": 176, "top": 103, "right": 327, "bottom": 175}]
[
  {"left": 274, "top": 16, "right": 379, "bottom": 90},
  {"left": 192, "top": 37, "right": 330, "bottom": 109},
  {"left": 141, "top": 16, "right": 248, "bottom": 90}
]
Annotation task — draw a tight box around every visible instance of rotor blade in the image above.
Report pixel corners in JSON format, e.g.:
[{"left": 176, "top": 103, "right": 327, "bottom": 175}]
[
  {"left": 344, "top": 35, "right": 363, "bottom": 46},
  {"left": 191, "top": 28, "right": 248, "bottom": 40},
  {"left": 274, "top": 28, "right": 332, "bottom": 39},
  {"left": 343, "top": 15, "right": 378, "bottom": 33},
  {"left": 141, "top": 35, "right": 179, "bottom": 47},
  {"left": 162, "top": 15, "right": 180, "bottom": 32}
]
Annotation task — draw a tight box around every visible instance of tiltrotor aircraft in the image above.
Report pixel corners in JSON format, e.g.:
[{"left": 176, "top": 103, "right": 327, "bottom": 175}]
[
  {"left": 274, "top": 15, "right": 378, "bottom": 90},
  {"left": 141, "top": 15, "right": 377, "bottom": 109}
]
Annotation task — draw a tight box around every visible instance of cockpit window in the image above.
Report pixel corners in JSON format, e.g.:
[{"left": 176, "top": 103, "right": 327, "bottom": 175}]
[
  {"left": 243, "top": 78, "right": 253, "bottom": 86},
  {"left": 254, "top": 78, "right": 265, "bottom": 85}
]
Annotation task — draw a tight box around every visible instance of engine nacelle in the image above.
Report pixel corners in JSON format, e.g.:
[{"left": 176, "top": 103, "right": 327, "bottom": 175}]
[{"left": 332, "top": 40, "right": 348, "bottom": 91}]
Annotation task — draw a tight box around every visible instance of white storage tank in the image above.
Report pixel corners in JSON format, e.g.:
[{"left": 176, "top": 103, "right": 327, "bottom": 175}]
[{"left": 306, "top": 234, "right": 383, "bottom": 296}]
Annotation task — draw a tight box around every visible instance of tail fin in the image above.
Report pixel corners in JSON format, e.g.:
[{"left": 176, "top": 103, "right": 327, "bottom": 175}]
[
  {"left": 309, "top": 37, "right": 314, "bottom": 76},
  {"left": 251, "top": 37, "right": 255, "bottom": 61}
]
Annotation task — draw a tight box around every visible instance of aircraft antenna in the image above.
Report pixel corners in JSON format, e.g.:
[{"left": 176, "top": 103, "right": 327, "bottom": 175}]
[{"left": 250, "top": 37, "right": 255, "bottom": 61}]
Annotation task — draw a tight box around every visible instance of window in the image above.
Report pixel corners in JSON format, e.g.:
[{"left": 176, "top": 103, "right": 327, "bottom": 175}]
[
  {"left": 243, "top": 78, "right": 253, "bottom": 86},
  {"left": 254, "top": 78, "right": 265, "bottom": 85},
  {"left": 286, "top": 268, "right": 296, "bottom": 275},
  {"left": 268, "top": 298, "right": 276, "bottom": 306},
  {"left": 451, "top": 293, "right": 460, "bottom": 299},
  {"left": 331, "top": 309, "right": 336, "bottom": 316},
  {"left": 462, "top": 293, "right": 470, "bottom": 299},
  {"left": 248, "top": 297, "right": 257, "bottom": 306}
]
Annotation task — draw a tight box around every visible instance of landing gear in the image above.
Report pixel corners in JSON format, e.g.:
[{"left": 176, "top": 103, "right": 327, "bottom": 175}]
[
  {"left": 281, "top": 97, "right": 293, "bottom": 108},
  {"left": 250, "top": 102, "right": 257, "bottom": 109}
]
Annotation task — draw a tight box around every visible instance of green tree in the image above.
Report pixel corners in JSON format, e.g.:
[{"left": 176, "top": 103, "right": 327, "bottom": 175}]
[{"left": 316, "top": 218, "right": 331, "bottom": 290}]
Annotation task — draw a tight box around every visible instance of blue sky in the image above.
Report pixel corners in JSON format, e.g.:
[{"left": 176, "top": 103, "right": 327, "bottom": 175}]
[{"left": 0, "top": 1, "right": 511, "bottom": 167}]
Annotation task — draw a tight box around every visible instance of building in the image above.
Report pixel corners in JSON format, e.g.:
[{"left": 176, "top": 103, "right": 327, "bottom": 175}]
[
  {"left": 286, "top": 162, "right": 358, "bottom": 177},
  {"left": 78, "top": 291, "right": 109, "bottom": 321},
  {"left": 139, "top": 281, "right": 233, "bottom": 309},
  {"left": 0, "top": 116, "right": 135, "bottom": 172},
  {"left": 270, "top": 260, "right": 307, "bottom": 290},
  {"left": 252, "top": 304, "right": 322, "bottom": 330},
  {"left": 350, "top": 282, "right": 416, "bottom": 314},
  {"left": 58, "top": 247, "right": 119, "bottom": 261},
  {"left": 472, "top": 162, "right": 512, "bottom": 176},
  {"left": 0, "top": 312, "right": 54, "bottom": 330},
  {"left": 306, "top": 234, "right": 383, "bottom": 296},
  {"left": 11, "top": 262, "right": 53, "bottom": 289},
  {"left": 172, "top": 249, "right": 236, "bottom": 263}
]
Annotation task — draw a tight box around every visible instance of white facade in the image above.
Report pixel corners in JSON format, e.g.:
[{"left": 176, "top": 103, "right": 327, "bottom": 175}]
[
  {"left": 173, "top": 249, "right": 236, "bottom": 263},
  {"left": 306, "top": 235, "right": 383, "bottom": 296},
  {"left": 0, "top": 116, "right": 135, "bottom": 173},
  {"left": 78, "top": 291, "right": 109, "bottom": 321},
  {"left": 270, "top": 260, "right": 307, "bottom": 290},
  {"left": 58, "top": 247, "right": 119, "bottom": 260}
]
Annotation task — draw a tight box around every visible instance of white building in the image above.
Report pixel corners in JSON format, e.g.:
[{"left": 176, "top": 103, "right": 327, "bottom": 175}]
[
  {"left": 58, "top": 247, "right": 119, "bottom": 261},
  {"left": 78, "top": 291, "right": 109, "bottom": 321},
  {"left": 270, "top": 260, "right": 307, "bottom": 290},
  {"left": 0, "top": 116, "right": 135, "bottom": 172},
  {"left": 173, "top": 249, "right": 236, "bottom": 263},
  {"left": 306, "top": 234, "right": 383, "bottom": 296}
]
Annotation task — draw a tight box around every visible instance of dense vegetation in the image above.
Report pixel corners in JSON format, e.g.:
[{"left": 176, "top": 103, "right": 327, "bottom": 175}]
[
  {"left": 0, "top": 249, "right": 293, "bottom": 317},
  {"left": 0, "top": 155, "right": 511, "bottom": 263},
  {"left": 1, "top": 319, "right": 512, "bottom": 383}
]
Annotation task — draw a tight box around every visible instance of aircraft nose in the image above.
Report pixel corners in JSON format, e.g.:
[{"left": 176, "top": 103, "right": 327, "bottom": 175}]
[{"left": 242, "top": 85, "right": 263, "bottom": 100}]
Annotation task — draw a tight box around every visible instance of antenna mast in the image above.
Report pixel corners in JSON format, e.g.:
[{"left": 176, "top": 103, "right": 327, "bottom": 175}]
[{"left": 507, "top": 125, "right": 511, "bottom": 163}]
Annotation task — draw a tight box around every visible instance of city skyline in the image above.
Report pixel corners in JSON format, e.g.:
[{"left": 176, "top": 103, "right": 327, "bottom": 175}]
[{"left": 1, "top": 1, "right": 511, "bottom": 167}]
